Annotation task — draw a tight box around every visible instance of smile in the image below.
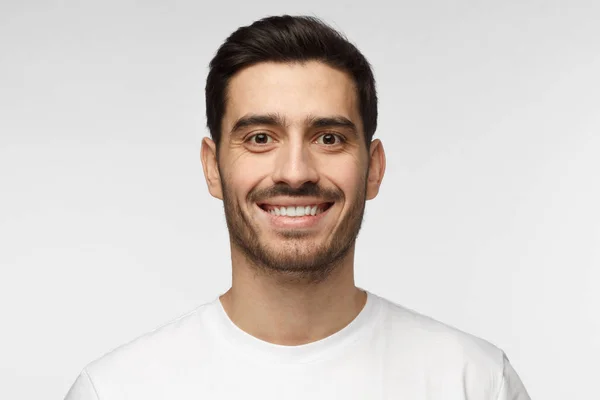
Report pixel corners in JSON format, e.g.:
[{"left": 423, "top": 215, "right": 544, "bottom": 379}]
[
  {"left": 256, "top": 202, "right": 334, "bottom": 229},
  {"left": 258, "top": 203, "right": 333, "bottom": 217}
]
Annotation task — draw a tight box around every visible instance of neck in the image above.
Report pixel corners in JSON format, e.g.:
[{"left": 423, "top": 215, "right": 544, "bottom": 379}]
[{"left": 219, "top": 245, "right": 367, "bottom": 346}]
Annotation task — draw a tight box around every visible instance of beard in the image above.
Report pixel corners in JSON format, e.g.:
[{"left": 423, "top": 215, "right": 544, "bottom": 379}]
[{"left": 219, "top": 173, "right": 368, "bottom": 285}]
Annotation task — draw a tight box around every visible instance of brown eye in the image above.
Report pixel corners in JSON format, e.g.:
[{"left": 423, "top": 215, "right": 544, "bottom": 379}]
[
  {"left": 248, "top": 133, "right": 273, "bottom": 144},
  {"left": 316, "top": 133, "right": 343, "bottom": 145}
]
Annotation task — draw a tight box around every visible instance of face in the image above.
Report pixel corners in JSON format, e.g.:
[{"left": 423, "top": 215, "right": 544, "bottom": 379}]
[{"left": 202, "top": 61, "right": 385, "bottom": 284}]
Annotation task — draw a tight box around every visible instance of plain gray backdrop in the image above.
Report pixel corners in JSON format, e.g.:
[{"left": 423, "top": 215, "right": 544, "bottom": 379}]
[{"left": 1, "top": 1, "right": 599, "bottom": 399}]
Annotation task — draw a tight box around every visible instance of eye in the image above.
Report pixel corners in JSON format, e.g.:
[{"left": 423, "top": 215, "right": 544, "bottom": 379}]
[
  {"left": 246, "top": 133, "right": 273, "bottom": 145},
  {"left": 315, "top": 133, "right": 345, "bottom": 146}
]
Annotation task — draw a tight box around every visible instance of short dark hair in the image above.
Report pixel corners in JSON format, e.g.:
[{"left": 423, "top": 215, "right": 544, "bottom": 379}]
[{"left": 205, "top": 15, "right": 378, "bottom": 151}]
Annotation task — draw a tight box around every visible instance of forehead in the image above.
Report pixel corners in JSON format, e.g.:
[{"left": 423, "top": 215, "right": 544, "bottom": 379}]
[{"left": 223, "top": 61, "right": 361, "bottom": 131}]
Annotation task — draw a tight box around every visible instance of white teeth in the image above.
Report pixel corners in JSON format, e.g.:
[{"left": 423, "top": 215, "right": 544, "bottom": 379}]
[{"left": 266, "top": 204, "right": 327, "bottom": 217}]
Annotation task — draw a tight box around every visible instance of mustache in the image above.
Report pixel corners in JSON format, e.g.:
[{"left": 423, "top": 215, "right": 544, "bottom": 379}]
[{"left": 249, "top": 183, "right": 343, "bottom": 203}]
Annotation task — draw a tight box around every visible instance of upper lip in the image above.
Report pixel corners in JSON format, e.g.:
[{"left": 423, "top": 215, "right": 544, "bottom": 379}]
[{"left": 257, "top": 198, "right": 334, "bottom": 207}]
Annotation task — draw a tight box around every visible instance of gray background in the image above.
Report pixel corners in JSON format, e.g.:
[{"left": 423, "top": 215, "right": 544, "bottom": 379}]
[{"left": 1, "top": 0, "right": 599, "bottom": 398}]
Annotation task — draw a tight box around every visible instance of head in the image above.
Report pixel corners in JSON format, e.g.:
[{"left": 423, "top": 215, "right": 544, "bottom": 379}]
[{"left": 201, "top": 15, "right": 385, "bottom": 284}]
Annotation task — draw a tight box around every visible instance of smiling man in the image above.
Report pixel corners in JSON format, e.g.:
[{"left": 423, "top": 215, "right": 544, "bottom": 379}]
[{"left": 65, "top": 15, "right": 530, "bottom": 399}]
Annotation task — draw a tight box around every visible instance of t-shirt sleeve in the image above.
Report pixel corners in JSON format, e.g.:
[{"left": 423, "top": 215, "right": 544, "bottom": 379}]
[
  {"left": 64, "top": 369, "right": 100, "bottom": 400},
  {"left": 496, "top": 353, "right": 531, "bottom": 400}
]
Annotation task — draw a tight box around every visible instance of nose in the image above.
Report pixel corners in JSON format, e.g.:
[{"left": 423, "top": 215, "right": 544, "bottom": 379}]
[{"left": 271, "top": 138, "right": 319, "bottom": 189}]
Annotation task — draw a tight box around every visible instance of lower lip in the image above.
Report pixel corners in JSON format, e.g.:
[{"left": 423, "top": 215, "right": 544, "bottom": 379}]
[{"left": 257, "top": 205, "right": 332, "bottom": 229}]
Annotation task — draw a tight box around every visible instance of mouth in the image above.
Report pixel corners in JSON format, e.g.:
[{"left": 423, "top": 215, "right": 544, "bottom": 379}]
[
  {"left": 257, "top": 202, "right": 334, "bottom": 217},
  {"left": 256, "top": 201, "right": 335, "bottom": 229}
]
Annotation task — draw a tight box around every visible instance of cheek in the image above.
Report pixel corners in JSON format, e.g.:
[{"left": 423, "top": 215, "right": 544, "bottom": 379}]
[
  {"left": 227, "top": 156, "right": 272, "bottom": 198},
  {"left": 321, "top": 162, "right": 365, "bottom": 199}
]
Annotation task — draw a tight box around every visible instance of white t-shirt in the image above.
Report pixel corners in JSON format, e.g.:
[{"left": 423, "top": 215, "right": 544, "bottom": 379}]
[{"left": 65, "top": 290, "right": 530, "bottom": 399}]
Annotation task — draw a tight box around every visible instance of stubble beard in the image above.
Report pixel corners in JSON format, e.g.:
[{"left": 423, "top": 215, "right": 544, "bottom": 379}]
[{"left": 220, "top": 175, "right": 368, "bottom": 285}]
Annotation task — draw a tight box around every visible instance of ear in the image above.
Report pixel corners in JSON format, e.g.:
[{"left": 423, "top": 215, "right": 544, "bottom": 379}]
[
  {"left": 200, "top": 137, "right": 223, "bottom": 200},
  {"left": 366, "top": 139, "right": 386, "bottom": 200}
]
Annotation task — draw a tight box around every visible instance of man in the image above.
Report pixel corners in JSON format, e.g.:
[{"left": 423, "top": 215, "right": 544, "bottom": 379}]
[{"left": 65, "top": 15, "right": 530, "bottom": 399}]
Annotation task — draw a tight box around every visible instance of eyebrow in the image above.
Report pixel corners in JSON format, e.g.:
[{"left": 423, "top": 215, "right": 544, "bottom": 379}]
[
  {"left": 230, "top": 113, "right": 288, "bottom": 134},
  {"left": 306, "top": 115, "right": 358, "bottom": 136},
  {"left": 230, "top": 113, "right": 359, "bottom": 138}
]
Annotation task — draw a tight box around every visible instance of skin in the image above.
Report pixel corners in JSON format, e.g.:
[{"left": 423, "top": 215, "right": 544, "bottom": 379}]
[{"left": 201, "top": 61, "right": 386, "bottom": 346}]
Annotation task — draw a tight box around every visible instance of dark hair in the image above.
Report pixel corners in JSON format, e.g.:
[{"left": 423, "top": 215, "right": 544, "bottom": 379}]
[{"left": 205, "top": 15, "right": 377, "bottom": 151}]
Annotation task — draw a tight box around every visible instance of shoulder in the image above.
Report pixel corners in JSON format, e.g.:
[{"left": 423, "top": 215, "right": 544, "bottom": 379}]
[
  {"left": 379, "top": 295, "right": 505, "bottom": 366},
  {"left": 375, "top": 294, "right": 508, "bottom": 395},
  {"left": 84, "top": 302, "right": 214, "bottom": 379}
]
